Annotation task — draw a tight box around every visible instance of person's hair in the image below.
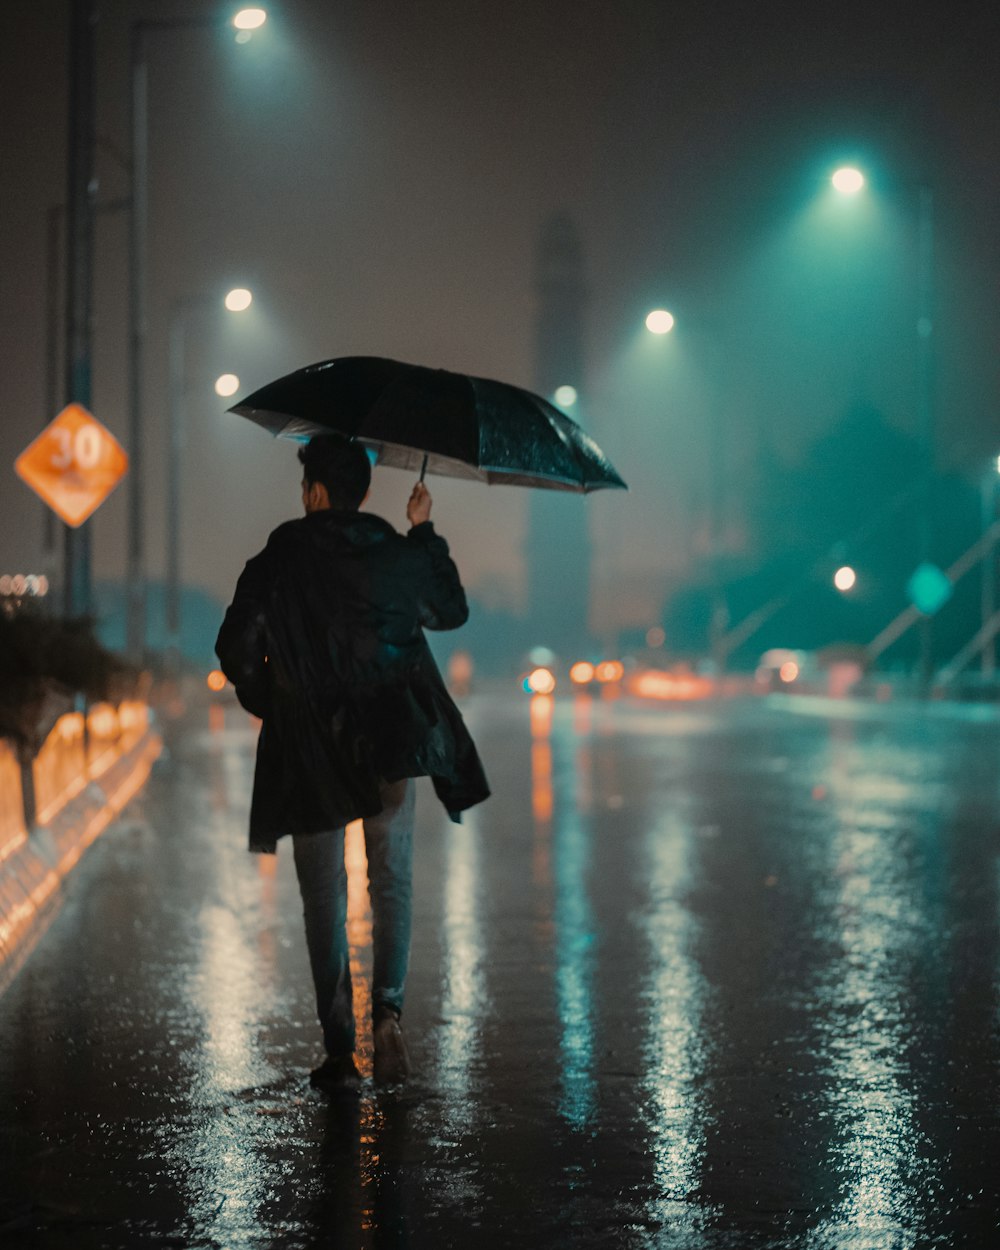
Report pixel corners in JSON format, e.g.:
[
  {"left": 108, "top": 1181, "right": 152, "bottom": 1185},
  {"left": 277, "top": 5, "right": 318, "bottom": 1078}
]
[{"left": 298, "top": 434, "right": 372, "bottom": 510}]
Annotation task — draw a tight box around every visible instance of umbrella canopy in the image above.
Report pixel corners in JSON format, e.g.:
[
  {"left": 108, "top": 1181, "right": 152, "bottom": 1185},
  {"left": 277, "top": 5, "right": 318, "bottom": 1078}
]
[{"left": 230, "top": 356, "right": 626, "bottom": 493}]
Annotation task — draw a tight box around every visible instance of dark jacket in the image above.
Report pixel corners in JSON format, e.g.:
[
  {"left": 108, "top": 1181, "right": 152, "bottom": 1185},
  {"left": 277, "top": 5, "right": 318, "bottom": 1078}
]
[{"left": 215, "top": 509, "right": 489, "bottom": 852}]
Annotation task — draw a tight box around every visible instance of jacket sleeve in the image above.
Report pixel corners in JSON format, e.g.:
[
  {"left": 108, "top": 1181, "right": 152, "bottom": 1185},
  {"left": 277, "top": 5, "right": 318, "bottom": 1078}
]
[
  {"left": 215, "top": 550, "right": 271, "bottom": 717},
  {"left": 406, "top": 522, "right": 470, "bottom": 631}
]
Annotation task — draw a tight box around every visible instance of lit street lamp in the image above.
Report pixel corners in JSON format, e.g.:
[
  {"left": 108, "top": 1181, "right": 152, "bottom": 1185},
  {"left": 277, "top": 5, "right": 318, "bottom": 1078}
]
[
  {"left": 645, "top": 308, "right": 675, "bottom": 335},
  {"left": 644, "top": 306, "right": 731, "bottom": 668},
  {"left": 214, "top": 373, "right": 241, "bottom": 398},
  {"left": 827, "top": 162, "right": 937, "bottom": 684},
  {"left": 165, "top": 290, "right": 252, "bottom": 672},
  {"left": 224, "top": 287, "right": 253, "bottom": 313},
  {"left": 126, "top": 9, "right": 268, "bottom": 663},
  {"left": 831, "top": 166, "right": 865, "bottom": 195},
  {"left": 234, "top": 8, "right": 268, "bottom": 32}
]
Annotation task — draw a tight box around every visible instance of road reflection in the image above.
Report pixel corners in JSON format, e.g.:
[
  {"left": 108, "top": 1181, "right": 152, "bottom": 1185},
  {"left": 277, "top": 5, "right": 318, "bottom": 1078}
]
[
  {"left": 171, "top": 757, "right": 279, "bottom": 1243},
  {"left": 307, "top": 822, "right": 414, "bottom": 1244},
  {"left": 531, "top": 693, "right": 554, "bottom": 889},
  {"left": 805, "top": 726, "right": 939, "bottom": 1245},
  {"left": 175, "top": 936, "right": 270, "bottom": 1242},
  {"left": 430, "top": 806, "right": 487, "bottom": 1136},
  {"left": 552, "top": 698, "right": 597, "bottom": 1129},
  {"left": 10, "top": 695, "right": 996, "bottom": 1245},
  {"left": 345, "top": 819, "right": 374, "bottom": 1078},
  {"left": 642, "top": 795, "right": 712, "bottom": 1227}
]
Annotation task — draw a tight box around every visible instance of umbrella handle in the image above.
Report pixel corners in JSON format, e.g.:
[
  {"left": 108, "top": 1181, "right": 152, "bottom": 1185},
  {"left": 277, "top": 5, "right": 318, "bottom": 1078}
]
[{"left": 419, "top": 454, "right": 428, "bottom": 483}]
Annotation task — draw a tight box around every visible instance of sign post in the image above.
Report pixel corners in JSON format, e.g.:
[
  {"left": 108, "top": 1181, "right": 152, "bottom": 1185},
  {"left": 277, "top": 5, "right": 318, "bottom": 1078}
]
[{"left": 63, "top": 0, "right": 98, "bottom": 617}]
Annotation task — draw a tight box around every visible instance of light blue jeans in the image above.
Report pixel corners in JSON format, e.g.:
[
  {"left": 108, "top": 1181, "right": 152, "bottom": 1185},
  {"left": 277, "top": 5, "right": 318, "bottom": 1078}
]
[{"left": 292, "top": 778, "right": 415, "bottom": 1057}]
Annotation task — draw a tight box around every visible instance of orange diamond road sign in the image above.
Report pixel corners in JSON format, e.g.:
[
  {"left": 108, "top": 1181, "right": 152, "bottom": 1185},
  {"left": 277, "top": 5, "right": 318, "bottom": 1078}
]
[{"left": 15, "top": 404, "right": 128, "bottom": 528}]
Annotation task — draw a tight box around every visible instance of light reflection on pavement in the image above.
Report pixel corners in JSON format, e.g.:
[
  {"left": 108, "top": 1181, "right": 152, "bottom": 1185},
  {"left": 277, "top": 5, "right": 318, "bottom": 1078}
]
[
  {"left": 430, "top": 805, "right": 487, "bottom": 1135},
  {"left": 642, "top": 795, "right": 715, "bottom": 1238},
  {"left": 552, "top": 703, "right": 597, "bottom": 1129},
  {"left": 1, "top": 690, "right": 998, "bottom": 1247},
  {"left": 805, "top": 723, "right": 938, "bottom": 1246}
]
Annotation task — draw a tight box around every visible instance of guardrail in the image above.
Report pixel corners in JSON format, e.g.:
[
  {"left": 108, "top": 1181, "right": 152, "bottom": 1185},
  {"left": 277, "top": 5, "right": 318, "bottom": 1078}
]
[
  {"left": 0, "top": 701, "right": 160, "bottom": 991},
  {"left": 0, "top": 741, "right": 28, "bottom": 864}
]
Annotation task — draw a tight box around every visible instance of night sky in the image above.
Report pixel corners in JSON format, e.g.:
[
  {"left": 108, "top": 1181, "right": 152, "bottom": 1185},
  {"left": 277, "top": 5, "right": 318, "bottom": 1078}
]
[{"left": 2, "top": 1, "right": 998, "bottom": 645}]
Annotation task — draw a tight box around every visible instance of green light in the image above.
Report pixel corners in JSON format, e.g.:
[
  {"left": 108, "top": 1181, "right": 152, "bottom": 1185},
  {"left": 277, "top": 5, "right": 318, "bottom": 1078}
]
[
  {"left": 906, "top": 562, "right": 952, "bottom": 615},
  {"left": 833, "top": 565, "right": 856, "bottom": 592},
  {"left": 832, "top": 167, "right": 865, "bottom": 195},
  {"left": 554, "top": 385, "right": 578, "bottom": 408}
]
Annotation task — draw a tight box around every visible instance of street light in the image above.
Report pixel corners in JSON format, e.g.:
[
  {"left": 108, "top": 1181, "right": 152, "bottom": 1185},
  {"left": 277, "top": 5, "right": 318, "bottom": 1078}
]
[
  {"left": 166, "top": 292, "right": 252, "bottom": 672},
  {"left": 224, "top": 287, "right": 253, "bottom": 312},
  {"left": 834, "top": 565, "right": 857, "bottom": 592},
  {"left": 126, "top": 10, "right": 268, "bottom": 663},
  {"left": 831, "top": 166, "right": 865, "bottom": 195},
  {"left": 214, "top": 373, "right": 241, "bottom": 397},
  {"left": 233, "top": 8, "right": 267, "bottom": 42},
  {"left": 644, "top": 306, "right": 731, "bottom": 667},
  {"left": 645, "top": 309, "right": 675, "bottom": 335},
  {"left": 823, "top": 162, "right": 936, "bottom": 683},
  {"left": 233, "top": 8, "right": 268, "bottom": 29}
]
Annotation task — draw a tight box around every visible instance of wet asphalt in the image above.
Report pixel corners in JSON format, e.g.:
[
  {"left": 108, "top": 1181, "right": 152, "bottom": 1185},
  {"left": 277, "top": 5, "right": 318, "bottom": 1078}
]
[{"left": 1, "top": 688, "right": 999, "bottom": 1249}]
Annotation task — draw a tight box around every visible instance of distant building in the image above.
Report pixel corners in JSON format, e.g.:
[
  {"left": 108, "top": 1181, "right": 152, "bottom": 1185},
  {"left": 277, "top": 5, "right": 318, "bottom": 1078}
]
[{"left": 526, "top": 213, "right": 592, "bottom": 657}]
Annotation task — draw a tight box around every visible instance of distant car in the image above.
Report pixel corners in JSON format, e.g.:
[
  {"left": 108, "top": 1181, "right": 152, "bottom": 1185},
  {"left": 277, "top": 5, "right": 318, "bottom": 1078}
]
[{"left": 754, "top": 649, "right": 819, "bottom": 691}]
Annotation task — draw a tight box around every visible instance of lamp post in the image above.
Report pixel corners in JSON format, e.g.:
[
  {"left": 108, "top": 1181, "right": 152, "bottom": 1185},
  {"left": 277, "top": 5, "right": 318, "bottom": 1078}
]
[
  {"left": 914, "top": 184, "right": 935, "bottom": 688},
  {"left": 645, "top": 307, "right": 731, "bottom": 670},
  {"left": 831, "top": 164, "right": 937, "bottom": 686},
  {"left": 63, "top": 0, "right": 97, "bottom": 618},
  {"left": 165, "top": 289, "right": 252, "bottom": 673},
  {"left": 126, "top": 8, "right": 267, "bottom": 663}
]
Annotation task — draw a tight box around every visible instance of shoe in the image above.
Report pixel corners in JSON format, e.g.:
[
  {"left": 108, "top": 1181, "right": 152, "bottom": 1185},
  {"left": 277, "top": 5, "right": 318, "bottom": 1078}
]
[
  {"left": 309, "top": 1053, "right": 361, "bottom": 1095},
  {"left": 373, "top": 1010, "right": 412, "bottom": 1086}
]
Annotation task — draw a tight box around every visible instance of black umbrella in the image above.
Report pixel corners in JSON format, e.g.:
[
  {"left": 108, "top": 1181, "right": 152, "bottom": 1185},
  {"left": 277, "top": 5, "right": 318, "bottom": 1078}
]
[{"left": 229, "top": 356, "right": 626, "bottom": 493}]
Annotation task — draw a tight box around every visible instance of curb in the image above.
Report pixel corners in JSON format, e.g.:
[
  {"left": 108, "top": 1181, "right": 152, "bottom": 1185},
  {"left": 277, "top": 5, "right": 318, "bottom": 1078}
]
[{"left": 0, "top": 726, "right": 162, "bottom": 994}]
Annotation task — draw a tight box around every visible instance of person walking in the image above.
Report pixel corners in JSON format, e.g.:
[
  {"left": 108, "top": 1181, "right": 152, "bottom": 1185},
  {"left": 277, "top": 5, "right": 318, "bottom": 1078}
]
[{"left": 216, "top": 433, "right": 489, "bottom": 1093}]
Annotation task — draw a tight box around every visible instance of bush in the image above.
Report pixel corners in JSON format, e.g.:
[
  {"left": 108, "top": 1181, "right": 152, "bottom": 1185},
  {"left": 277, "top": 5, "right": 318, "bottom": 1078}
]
[{"left": 0, "top": 609, "right": 140, "bottom": 754}]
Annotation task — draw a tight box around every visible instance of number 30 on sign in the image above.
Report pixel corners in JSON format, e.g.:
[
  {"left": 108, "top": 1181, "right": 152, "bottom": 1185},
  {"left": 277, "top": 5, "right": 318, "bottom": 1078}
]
[{"left": 15, "top": 404, "right": 129, "bottom": 528}]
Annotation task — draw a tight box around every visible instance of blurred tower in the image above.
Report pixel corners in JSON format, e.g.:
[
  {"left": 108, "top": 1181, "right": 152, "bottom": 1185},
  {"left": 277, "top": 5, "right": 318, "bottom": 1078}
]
[{"left": 526, "top": 214, "right": 592, "bottom": 655}]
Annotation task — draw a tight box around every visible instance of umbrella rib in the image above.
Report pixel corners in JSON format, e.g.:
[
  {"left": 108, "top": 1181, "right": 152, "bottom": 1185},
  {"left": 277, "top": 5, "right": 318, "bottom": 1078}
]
[{"left": 543, "top": 409, "right": 598, "bottom": 485}]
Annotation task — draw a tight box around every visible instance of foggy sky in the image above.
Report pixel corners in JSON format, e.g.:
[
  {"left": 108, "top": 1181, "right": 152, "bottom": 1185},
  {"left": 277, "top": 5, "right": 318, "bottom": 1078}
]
[{"left": 2, "top": 1, "right": 998, "bottom": 640}]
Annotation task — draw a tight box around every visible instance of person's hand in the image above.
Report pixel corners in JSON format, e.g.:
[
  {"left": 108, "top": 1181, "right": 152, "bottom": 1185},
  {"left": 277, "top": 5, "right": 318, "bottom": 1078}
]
[{"left": 407, "top": 481, "right": 432, "bottom": 526}]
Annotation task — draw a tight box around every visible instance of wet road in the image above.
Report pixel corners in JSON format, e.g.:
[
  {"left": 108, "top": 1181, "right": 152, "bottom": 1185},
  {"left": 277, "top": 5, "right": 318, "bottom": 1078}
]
[{"left": 2, "top": 689, "right": 999, "bottom": 1248}]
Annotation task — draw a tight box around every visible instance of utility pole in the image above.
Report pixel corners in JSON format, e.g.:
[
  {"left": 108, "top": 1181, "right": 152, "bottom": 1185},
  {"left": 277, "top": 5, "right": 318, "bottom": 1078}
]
[
  {"left": 44, "top": 204, "right": 64, "bottom": 596},
  {"left": 63, "top": 0, "right": 97, "bottom": 618},
  {"left": 125, "top": 23, "right": 149, "bottom": 660},
  {"left": 124, "top": 14, "right": 253, "bottom": 663},
  {"left": 527, "top": 213, "right": 591, "bottom": 656}
]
